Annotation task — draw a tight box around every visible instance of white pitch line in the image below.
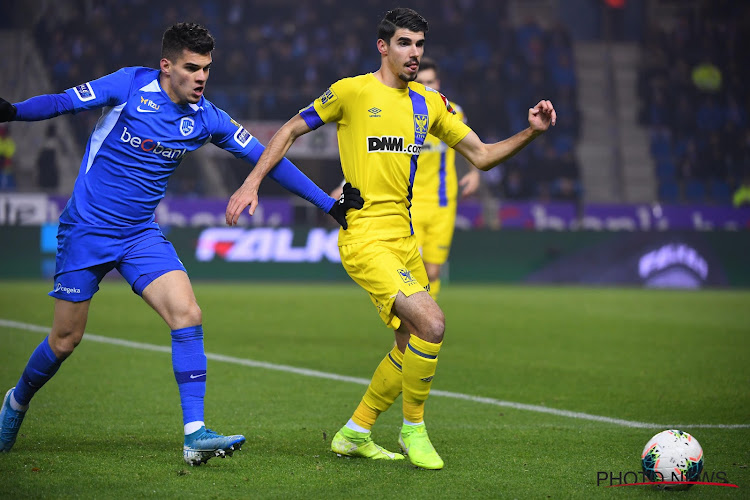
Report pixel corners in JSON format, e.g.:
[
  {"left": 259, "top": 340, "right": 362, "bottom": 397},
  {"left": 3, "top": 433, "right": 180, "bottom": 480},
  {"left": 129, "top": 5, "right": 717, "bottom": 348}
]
[{"left": 2, "top": 318, "right": 748, "bottom": 430}]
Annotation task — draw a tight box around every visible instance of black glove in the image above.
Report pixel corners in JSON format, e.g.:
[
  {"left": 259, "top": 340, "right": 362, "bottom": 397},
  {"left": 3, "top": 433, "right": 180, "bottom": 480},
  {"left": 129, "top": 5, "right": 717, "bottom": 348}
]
[
  {"left": 0, "top": 98, "right": 17, "bottom": 122},
  {"left": 328, "top": 182, "right": 364, "bottom": 229}
]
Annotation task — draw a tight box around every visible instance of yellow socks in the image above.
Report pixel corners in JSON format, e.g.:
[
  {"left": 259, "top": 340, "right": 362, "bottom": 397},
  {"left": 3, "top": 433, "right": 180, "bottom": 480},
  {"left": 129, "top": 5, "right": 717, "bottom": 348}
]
[
  {"left": 352, "top": 346, "right": 404, "bottom": 430},
  {"left": 351, "top": 335, "right": 442, "bottom": 429},
  {"left": 402, "top": 334, "right": 441, "bottom": 423}
]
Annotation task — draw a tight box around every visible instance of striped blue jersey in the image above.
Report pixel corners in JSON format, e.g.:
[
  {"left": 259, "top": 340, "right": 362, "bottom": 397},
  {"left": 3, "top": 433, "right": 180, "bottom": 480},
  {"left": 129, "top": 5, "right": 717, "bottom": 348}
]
[{"left": 61, "top": 67, "right": 259, "bottom": 227}]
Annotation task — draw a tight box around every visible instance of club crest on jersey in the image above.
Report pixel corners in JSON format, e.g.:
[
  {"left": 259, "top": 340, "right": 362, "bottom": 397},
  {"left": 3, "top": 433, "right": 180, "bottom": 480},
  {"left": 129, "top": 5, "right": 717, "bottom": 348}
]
[
  {"left": 73, "top": 82, "right": 96, "bottom": 102},
  {"left": 397, "top": 268, "right": 416, "bottom": 284},
  {"left": 319, "top": 88, "right": 337, "bottom": 108},
  {"left": 414, "top": 114, "right": 428, "bottom": 141},
  {"left": 179, "top": 117, "right": 195, "bottom": 137}
]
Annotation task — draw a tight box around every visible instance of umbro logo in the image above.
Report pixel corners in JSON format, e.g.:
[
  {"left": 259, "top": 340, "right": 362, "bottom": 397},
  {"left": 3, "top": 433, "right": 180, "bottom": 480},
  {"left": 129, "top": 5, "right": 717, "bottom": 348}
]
[{"left": 368, "top": 107, "right": 382, "bottom": 117}]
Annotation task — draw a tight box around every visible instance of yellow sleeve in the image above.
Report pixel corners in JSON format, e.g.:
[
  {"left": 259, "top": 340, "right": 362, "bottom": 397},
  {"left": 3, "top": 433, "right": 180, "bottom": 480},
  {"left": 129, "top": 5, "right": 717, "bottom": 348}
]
[
  {"left": 428, "top": 93, "right": 471, "bottom": 148},
  {"left": 299, "top": 79, "right": 350, "bottom": 129}
]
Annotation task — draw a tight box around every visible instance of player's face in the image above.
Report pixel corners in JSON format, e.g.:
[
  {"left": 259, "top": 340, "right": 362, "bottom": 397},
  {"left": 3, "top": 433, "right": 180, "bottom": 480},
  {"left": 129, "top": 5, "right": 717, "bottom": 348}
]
[
  {"left": 381, "top": 28, "right": 425, "bottom": 83},
  {"left": 161, "top": 49, "right": 212, "bottom": 105},
  {"left": 415, "top": 68, "right": 440, "bottom": 90}
]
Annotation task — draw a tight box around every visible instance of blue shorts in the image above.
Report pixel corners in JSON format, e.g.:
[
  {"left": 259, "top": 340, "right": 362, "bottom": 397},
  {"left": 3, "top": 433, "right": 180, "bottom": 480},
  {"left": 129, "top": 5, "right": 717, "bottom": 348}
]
[{"left": 49, "top": 222, "right": 186, "bottom": 302}]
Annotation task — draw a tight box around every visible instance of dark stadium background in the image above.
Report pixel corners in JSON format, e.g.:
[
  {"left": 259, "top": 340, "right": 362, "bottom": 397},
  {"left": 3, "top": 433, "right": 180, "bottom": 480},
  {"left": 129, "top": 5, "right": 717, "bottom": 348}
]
[{"left": 0, "top": 0, "right": 748, "bottom": 287}]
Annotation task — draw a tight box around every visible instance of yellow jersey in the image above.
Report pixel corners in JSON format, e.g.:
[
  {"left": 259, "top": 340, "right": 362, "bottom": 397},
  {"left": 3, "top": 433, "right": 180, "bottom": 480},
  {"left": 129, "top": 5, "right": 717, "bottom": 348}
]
[
  {"left": 411, "top": 101, "right": 465, "bottom": 208},
  {"left": 300, "top": 73, "right": 471, "bottom": 245}
]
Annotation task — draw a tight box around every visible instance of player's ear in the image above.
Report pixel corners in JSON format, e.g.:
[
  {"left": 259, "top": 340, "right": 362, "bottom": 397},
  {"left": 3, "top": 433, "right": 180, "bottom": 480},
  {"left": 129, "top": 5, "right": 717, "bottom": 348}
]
[
  {"left": 377, "top": 39, "right": 388, "bottom": 56},
  {"left": 160, "top": 58, "right": 171, "bottom": 74}
]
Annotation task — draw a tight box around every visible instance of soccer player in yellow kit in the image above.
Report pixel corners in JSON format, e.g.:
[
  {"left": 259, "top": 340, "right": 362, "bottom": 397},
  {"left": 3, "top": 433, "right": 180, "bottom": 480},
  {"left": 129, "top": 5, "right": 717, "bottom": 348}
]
[
  {"left": 412, "top": 57, "right": 480, "bottom": 300},
  {"left": 226, "top": 8, "right": 556, "bottom": 469}
]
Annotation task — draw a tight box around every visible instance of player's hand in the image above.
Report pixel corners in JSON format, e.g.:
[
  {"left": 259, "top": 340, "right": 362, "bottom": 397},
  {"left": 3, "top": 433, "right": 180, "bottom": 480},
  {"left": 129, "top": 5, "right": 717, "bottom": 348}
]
[
  {"left": 328, "top": 182, "right": 363, "bottom": 229},
  {"left": 225, "top": 179, "right": 260, "bottom": 226},
  {"left": 459, "top": 169, "right": 480, "bottom": 197},
  {"left": 0, "top": 98, "right": 17, "bottom": 122},
  {"left": 528, "top": 100, "right": 556, "bottom": 132}
]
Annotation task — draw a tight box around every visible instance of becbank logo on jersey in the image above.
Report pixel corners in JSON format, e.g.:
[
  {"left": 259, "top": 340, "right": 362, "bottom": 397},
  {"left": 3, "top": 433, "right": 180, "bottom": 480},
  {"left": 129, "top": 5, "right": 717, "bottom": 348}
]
[
  {"left": 120, "top": 127, "right": 187, "bottom": 160},
  {"left": 73, "top": 82, "right": 96, "bottom": 102},
  {"left": 367, "top": 136, "right": 422, "bottom": 155}
]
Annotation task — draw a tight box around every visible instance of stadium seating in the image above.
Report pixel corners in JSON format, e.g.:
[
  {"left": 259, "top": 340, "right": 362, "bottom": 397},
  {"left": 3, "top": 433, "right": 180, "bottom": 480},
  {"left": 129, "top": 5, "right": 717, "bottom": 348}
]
[
  {"left": 30, "top": 0, "right": 581, "bottom": 202},
  {"left": 638, "top": 2, "right": 747, "bottom": 204}
]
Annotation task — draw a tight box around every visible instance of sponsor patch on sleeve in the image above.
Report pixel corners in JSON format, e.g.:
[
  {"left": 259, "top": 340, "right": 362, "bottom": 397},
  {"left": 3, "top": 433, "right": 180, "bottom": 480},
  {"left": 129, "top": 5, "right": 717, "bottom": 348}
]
[
  {"left": 234, "top": 126, "right": 253, "bottom": 148},
  {"left": 319, "top": 88, "right": 337, "bottom": 108},
  {"left": 439, "top": 93, "right": 455, "bottom": 114},
  {"left": 73, "top": 82, "right": 96, "bottom": 102}
]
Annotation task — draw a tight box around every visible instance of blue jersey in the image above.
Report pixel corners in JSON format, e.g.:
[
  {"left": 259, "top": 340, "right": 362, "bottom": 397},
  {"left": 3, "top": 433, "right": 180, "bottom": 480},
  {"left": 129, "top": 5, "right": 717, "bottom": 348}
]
[{"left": 61, "top": 67, "right": 259, "bottom": 227}]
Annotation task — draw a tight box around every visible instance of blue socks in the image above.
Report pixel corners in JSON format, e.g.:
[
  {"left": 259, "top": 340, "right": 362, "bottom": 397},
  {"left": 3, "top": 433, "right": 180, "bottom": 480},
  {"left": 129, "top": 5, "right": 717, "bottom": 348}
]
[
  {"left": 12, "top": 328, "right": 207, "bottom": 432},
  {"left": 14, "top": 336, "right": 63, "bottom": 407},
  {"left": 171, "top": 326, "right": 207, "bottom": 427}
]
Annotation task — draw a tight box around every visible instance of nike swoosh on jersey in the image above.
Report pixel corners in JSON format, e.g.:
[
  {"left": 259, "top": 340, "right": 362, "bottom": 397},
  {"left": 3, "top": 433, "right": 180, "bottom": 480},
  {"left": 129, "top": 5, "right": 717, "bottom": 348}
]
[{"left": 136, "top": 106, "right": 159, "bottom": 113}]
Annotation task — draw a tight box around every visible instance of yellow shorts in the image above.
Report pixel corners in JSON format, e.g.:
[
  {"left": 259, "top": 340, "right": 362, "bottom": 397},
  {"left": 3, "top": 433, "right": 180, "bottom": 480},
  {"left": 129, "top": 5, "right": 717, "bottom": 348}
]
[
  {"left": 339, "top": 236, "right": 429, "bottom": 330},
  {"left": 411, "top": 202, "right": 456, "bottom": 266}
]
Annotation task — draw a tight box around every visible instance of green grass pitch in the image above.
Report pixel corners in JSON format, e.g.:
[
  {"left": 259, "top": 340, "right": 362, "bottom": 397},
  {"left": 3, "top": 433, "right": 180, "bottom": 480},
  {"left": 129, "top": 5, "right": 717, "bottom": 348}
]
[{"left": 1, "top": 280, "right": 748, "bottom": 498}]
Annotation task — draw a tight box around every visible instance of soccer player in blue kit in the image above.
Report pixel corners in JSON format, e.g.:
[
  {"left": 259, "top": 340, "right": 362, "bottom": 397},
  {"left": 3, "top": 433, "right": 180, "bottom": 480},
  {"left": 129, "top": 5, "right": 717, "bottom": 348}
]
[{"left": 0, "top": 22, "right": 362, "bottom": 465}]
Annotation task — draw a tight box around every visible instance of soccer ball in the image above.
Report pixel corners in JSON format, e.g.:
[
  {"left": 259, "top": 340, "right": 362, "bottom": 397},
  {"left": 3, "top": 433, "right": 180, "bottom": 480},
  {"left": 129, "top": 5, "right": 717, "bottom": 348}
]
[{"left": 641, "top": 429, "right": 704, "bottom": 490}]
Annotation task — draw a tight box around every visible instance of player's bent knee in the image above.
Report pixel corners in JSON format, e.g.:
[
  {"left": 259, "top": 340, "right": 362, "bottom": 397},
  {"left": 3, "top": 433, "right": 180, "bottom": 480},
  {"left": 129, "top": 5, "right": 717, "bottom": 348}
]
[
  {"left": 171, "top": 302, "right": 202, "bottom": 330},
  {"left": 49, "top": 331, "right": 83, "bottom": 359},
  {"left": 416, "top": 311, "right": 445, "bottom": 344}
]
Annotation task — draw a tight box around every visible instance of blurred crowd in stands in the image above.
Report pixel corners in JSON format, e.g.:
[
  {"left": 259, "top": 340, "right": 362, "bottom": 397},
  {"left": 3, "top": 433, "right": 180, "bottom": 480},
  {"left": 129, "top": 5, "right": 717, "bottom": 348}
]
[
  {"left": 11, "top": 0, "right": 748, "bottom": 207},
  {"left": 639, "top": 0, "right": 749, "bottom": 206},
  {"left": 28, "top": 0, "right": 581, "bottom": 202}
]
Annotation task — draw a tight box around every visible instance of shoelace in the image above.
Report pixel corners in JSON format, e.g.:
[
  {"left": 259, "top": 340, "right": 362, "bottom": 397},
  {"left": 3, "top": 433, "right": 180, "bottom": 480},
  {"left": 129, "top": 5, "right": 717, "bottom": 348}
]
[
  {"left": 193, "top": 428, "right": 217, "bottom": 440},
  {"left": 1, "top": 414, "right": 23, "bottom": 437}
]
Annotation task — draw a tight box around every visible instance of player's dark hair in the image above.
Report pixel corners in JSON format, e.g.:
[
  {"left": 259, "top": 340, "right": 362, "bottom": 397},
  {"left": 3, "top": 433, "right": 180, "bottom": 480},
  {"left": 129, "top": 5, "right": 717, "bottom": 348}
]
[
  {"left": 377, "top": 8, "right": 429, "bottom": 44},
  {"left": 161, "top": 22, "right": 215, "bottom": 61},
  {"left": 419, "top": 57, "right": 439, "bottom": 77}
]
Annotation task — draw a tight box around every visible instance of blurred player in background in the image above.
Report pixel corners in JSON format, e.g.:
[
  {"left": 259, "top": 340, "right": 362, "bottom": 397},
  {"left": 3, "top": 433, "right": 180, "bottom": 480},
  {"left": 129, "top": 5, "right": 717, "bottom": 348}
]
[
  {"left": 225, "top": 8, "right": 555, "bottom": 469},
  {"left": 0, "top": 22, "right": 361, "bottom": 465},
  {"left": 412, "top": 57, "right": 479, "bottom": 300}
]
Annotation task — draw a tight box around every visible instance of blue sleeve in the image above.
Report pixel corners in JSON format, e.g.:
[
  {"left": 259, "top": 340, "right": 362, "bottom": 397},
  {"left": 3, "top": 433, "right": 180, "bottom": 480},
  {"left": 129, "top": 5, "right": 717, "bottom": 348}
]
[
  {"left": 244, "top": 142, "right": 335, "bottom": 213},
  {"left": 207, "top": 104, "right": 261, "bottom": 158},
  {"left": 14, "top": 93, "right": 75, "bottom": 121},
  {"left": 300, "top": 104, "right": 325, "bottom": 130},
  {"left": 62, "top": 67, "right": 134, "bottom": 112}
]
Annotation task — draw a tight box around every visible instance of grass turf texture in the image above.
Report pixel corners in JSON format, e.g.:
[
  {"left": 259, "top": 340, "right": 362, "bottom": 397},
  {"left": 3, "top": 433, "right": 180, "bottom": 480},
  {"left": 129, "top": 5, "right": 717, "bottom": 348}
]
[{"left": 0, "top": 280, "right": 748, "bottom": 498}]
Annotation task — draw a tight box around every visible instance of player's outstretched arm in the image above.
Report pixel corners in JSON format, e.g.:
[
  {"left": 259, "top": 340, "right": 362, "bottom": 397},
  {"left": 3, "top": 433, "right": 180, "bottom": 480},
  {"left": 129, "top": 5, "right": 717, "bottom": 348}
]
[
  {"left": 226, "top": 115, "right": 312, "bottom": 225},
  {"left": 454, "top": 100, "right": 556, "bottom": 172},
  {"left": 0, "top": 93, "right": 77, "bottom": 123},
  {"left": 226, "top": 115, "right": 363, "bottom": 229}
]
